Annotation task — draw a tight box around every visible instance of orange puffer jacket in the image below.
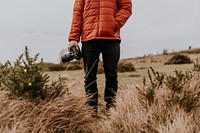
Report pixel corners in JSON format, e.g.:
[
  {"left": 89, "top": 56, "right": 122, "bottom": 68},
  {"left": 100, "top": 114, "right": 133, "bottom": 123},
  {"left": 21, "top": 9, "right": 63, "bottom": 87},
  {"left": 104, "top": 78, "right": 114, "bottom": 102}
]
[{"left": 68, "top": 0, "right": 132, "bottom": 42}]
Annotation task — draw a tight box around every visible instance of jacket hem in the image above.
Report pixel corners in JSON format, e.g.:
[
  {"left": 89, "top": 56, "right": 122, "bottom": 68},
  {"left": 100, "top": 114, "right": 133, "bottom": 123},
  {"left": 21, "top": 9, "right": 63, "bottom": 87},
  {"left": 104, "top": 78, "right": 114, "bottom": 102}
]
[{"left": 81, "top": 36, "right": 121, "bottom": 43}]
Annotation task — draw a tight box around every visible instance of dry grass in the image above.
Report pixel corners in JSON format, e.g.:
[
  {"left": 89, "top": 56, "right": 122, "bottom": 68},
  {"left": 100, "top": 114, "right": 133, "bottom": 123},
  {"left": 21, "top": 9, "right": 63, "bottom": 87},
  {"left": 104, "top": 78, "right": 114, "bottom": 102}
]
[
  {"left": 1, "top": 69, "right": 199, "bottom": 133},
  {"left": 97, "top": 71, "right": 200, "bottom": 133},
  {"left": 0, "top": 88, "right": 97, "bottom": 133},
  {"left": 1, "top": 52, "right": 200, "bottom": 133}
]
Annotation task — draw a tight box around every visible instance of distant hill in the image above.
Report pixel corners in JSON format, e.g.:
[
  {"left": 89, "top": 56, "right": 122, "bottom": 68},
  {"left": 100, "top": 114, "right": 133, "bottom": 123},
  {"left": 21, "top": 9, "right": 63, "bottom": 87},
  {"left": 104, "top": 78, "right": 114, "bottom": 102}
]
[
  {"left": 124, "top": 47, "right": 200, "bottom": 63},
  {"left": 178, "top": 48, "right": 200, "bottom": 54},
  {"left": 43, "top": 47, "right": 200, "bottom": 70}
]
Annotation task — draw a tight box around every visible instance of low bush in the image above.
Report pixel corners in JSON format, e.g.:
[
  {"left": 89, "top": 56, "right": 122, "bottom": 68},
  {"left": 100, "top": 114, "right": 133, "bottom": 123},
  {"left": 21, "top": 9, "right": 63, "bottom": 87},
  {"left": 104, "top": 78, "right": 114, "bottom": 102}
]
[
  {"left": 48, "top": 64, "right": 66, "bottom": 71},
  {"left": 42, "top": 62, "right": 55, "bottom": 71},
  {"left": 164, "top": 54, "right": 192, "bottom": 65},
  {"left": 47, "top": 61, "right": 83, "bottom": 71},
  {"left": 118, "top": 61, "right": 136, "bottom": 72},
  {"left": 64, "top": 60, "right": 83, "bottom": 70},
  {"left": 97, "top": 61, "right": 136, "bottom": 74}
]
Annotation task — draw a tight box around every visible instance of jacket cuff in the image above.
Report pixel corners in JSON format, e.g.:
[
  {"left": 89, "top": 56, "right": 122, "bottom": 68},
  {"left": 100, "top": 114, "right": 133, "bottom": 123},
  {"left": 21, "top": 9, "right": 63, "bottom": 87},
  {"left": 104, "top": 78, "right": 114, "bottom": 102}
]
[{"left": 68, "top": 36, "right": 80, "bottom": 43}]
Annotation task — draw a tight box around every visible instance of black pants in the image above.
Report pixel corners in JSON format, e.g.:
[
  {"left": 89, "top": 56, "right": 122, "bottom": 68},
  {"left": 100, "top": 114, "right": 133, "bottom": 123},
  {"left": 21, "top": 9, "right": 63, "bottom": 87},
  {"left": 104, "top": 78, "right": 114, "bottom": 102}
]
[{"left": 82, "top": 39, "right": 120, "bottom": 111}]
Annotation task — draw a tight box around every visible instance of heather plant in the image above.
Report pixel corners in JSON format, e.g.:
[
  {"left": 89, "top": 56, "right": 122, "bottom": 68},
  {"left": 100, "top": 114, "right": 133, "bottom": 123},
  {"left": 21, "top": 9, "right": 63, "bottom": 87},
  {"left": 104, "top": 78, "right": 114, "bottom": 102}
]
[{"left": 0, "top": 46, "right": 65, "bottom": 100}]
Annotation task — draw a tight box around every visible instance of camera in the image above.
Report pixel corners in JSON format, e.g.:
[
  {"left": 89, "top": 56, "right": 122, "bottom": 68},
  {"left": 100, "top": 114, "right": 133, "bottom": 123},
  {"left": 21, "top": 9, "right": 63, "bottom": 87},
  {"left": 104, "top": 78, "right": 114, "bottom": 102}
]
[{"left": 61, "top": 45, "right": 82, "bottom": 63}]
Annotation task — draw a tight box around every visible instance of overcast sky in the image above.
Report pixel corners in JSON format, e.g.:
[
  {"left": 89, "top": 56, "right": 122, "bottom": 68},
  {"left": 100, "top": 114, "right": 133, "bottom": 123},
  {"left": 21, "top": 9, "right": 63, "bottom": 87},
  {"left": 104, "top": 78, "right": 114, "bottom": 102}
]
[{"left": 0, "top": 0, "right": 200, "bottom": 63}]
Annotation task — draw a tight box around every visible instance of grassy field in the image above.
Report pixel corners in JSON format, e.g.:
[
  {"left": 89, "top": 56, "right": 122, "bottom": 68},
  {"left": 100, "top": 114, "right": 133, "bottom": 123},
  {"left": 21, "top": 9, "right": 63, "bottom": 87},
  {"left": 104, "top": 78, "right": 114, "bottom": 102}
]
[
  {"left": 46, "top": 53, "right": 199, "bottom": 112},
  {"left": 47, "top": 62, "right": 193, "bottom": 89},
  {"left": 46, "top": 49, "right": 200, "bottom": 89},
  {"left": 1, "top": 49, "right": 200, "bottom": 132},
  {"left": 47, "top": 53, "right": 198, "bottom": 89}
]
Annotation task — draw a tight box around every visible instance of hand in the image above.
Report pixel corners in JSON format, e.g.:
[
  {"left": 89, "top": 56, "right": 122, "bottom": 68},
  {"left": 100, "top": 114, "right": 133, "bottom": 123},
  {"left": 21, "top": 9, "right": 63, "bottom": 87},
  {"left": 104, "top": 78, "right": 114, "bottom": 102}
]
[{"left": 68, "top": 40, "right": 78, "bottom": 52}]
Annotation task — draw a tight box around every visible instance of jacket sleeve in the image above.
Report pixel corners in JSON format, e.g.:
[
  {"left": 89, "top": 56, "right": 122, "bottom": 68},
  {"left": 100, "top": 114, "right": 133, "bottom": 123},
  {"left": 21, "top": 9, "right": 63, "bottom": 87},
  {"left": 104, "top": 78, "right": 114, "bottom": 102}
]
[
  {"left": 115, "top": 0, "right": 132, "bottom": 29},
  {"left": 68, "top": 0, "right": 84, "bottom": 42}
]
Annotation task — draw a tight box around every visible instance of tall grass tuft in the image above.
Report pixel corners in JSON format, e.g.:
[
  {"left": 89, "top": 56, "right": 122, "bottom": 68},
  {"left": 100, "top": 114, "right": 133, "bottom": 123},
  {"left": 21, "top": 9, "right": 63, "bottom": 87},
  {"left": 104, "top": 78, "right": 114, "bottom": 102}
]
[
  {"left": 0, "top": 88, "right": 97, "bottom": 133},
  {"left": 98, "top": 67, "right": 200, "bottom": 133}
]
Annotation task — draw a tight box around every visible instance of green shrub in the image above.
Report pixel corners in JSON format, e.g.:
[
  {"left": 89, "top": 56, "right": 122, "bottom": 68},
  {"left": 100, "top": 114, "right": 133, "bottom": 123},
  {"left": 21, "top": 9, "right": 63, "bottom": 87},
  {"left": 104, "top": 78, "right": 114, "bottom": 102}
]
[
  {"left": 164, "top": 70, "right": 199, "bottom": 112},
  {"left": 43, "top": 63, "right": 55, "bottom": 71},
  {"left": 47, "top": 61, "right": 83, "bottom": 71},
  {"left": 0, "top": 46, "right": 65, "bottom": 100},
  {"left": 64, "top": 61, "right": 83, "bottom": 70},
  {"left": 164, "top": 54, "right": 192, "bottom": 65},
  {"left": 48, "top": 64, "right": 66, "bottom": 71},
  {"left": 165, "top": 70, "right": 192, "bottom": 92},
  {"left": 166, "top": 90, "right": 200, "bottom": 112},
  {"left": 0, "top": 63, "right": 9, "bottom": 89},
  {"left": 137, "top": 67, "right": 165, "bottom": 108},
  {"left": 97, "top": 61, "right": 136, "bottom": 74},
  {"left": 118, "top": 62, "right": 136, "bottom": 72},
  {"left": 137, "top": 66, "right": 200, "bottom": 113}
]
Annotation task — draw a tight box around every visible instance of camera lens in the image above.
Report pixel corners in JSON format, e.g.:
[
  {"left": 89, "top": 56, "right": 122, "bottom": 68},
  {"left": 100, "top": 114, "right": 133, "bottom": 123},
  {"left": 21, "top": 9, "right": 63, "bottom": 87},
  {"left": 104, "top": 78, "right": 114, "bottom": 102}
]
[{"left": 61, "top": 53, "right": 74, "bottom": 63}]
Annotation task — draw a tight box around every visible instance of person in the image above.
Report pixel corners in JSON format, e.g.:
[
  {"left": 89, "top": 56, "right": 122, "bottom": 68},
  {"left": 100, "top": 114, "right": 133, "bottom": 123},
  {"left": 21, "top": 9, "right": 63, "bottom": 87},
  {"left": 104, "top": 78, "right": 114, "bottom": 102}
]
[{"left": 68, "top": 0, "right": 132, "bottom": 112}]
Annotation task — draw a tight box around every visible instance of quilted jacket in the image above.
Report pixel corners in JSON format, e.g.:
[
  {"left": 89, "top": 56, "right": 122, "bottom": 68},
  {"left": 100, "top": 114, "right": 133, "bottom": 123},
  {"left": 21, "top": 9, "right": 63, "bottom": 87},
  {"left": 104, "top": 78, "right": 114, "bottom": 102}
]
[{"left": 68, "top": 0, "right": 132, "bottom": 42}]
